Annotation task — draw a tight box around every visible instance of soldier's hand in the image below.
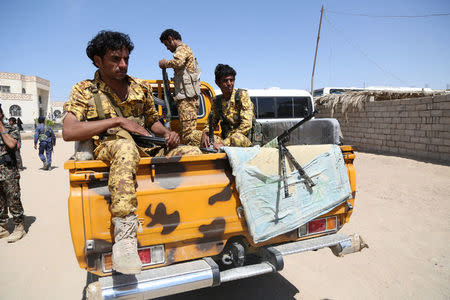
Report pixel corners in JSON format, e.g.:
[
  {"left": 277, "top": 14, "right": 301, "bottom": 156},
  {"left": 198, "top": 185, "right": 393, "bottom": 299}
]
[
  {"left": 117, "top": 117, "right": 150, "bottom": 136},
  {"left": 213, "top": 142, "right": 224, "bottom": 150},
  {"left": 201, "top": 132, "right": 210, "bottom": 148},
  {"left": 158, "top": 59, "right": 167, "bottom": 69},
  {"left": 34, "top": 145, "right": 37, "bottom": 150},
  {"left": 164, "top": 131, "right": 180, "bottom": 149}
]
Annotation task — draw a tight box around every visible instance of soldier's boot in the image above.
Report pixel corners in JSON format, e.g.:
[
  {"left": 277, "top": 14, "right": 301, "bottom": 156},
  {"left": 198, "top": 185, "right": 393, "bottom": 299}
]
[
  {"left": 7, "top": 223, "right": 25, "bottom": 243},
  {"left": 43, "top": 162, "right": 49, "bottom": 170},
  {"left": 112, "top": 214, "right": 142, "bottom": 275},
  {"left": 0, "top": 225, "right": 9, "bottom": 239}
]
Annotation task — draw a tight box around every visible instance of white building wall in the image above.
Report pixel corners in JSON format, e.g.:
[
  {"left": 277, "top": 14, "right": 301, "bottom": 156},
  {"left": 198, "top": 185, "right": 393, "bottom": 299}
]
[{"left": 0, "top": 72, "right": 51, "bottom": 128}]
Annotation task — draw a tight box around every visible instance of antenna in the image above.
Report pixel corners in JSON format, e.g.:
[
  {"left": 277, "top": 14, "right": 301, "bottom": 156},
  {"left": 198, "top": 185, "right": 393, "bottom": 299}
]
[{"left": 311, "top": 5, "right": 324, "bottom": 95}]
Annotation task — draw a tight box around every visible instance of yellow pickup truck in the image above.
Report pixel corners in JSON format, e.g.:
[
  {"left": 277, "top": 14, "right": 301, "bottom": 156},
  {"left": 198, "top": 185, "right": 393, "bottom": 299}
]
[{"left": 65, "top": 80, "right": 366, "bottom": 300}]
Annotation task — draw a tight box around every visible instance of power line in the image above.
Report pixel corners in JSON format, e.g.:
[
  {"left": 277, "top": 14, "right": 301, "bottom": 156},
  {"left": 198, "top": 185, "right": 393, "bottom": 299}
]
[
  {"left": 327, "top": 10, "right": 450, "bottom": 18},
  {"left": 323, "top": 14, "right": 408, "bottom": 85}
]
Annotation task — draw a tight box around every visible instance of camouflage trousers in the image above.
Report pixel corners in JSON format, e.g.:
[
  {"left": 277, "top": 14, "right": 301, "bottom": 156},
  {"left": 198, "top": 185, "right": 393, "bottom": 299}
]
[
  {"left": 0, "top": 178, "right": 24, "bottom": 226},
  {"left": 95, "top": 138, "right": 202, "bottom": 217},
  {"left": 209, "top": 132, "right": 252, "bottom": 147},
  {"left": 175, "top": 96, "right": 202, "bottom": 146}
]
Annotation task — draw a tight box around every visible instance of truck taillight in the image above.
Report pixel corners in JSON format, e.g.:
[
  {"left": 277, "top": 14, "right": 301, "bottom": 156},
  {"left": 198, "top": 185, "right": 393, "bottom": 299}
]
[
  {"left": 298, "top": 216, "right": 338, "bottom": 237},
  {"left": 102, "top": 245, "right": 165, "bottom": 273}
]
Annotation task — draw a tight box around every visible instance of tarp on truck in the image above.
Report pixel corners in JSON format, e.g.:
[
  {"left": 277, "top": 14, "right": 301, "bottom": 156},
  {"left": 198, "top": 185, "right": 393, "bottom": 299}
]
[{"left": 222, "top": 144, "right": 352, "bottom": 243}]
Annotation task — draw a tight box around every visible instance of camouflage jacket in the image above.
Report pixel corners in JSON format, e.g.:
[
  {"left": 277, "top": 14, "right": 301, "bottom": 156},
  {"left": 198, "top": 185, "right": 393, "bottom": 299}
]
[
  {"left": 209, "top": 89, "right": 254, "bottom": 145},
  {"left": 64, "top": 71, "right": 159, "bottom": 143},
  {"left": 165, "top": 43, "right": 196, "bottom": 75},
  {"left": 0, "top": 123, "right": 20, "bottom": 181}
]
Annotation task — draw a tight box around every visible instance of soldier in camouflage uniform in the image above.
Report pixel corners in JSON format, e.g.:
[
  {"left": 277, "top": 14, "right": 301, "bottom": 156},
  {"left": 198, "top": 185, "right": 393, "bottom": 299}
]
[
  {"left": 201, "top": 64, "right": 254, "bottom": 150},
  {"left": 0, "top": 105, "right": 26, "bottom": 243},
  {"left": 63, "top": 31, "right": 201, "bottom": 275},
  {"left": 8, "top": 117, "right": 24, "bottom": 170},
  {"left": 159, "top": 29, "right": 203, "bottom": 146}
]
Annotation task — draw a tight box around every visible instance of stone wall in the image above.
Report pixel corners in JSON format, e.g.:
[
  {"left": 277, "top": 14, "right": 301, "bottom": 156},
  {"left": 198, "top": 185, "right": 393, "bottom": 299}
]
[{"left": 315, "top": 94, "right": 450, "bottom": 164}]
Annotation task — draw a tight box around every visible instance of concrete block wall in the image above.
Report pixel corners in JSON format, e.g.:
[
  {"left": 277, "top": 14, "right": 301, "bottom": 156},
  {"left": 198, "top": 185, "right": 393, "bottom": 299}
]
[{"left": 315, "top": 94, "right": 450, "bottom": 164}]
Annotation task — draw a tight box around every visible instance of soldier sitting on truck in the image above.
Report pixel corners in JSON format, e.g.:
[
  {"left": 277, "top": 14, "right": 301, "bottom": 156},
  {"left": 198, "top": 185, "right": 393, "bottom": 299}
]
[
  {"left": 62, "top": 30, "right": 201, "bottom": 275},
  {"left": 201, "top": 64, "right": 255, "bottom": 150}
]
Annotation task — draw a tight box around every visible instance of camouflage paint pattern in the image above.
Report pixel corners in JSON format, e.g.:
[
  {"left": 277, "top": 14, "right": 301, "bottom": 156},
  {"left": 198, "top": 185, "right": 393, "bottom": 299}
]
[{"left": 208, "top": 89, "right": 253, "bottom": 146}]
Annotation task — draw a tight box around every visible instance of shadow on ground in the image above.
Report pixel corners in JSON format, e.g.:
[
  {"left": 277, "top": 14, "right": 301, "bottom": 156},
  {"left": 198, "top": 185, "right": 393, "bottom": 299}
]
[
  {"left": 82, "top": 271, "right": 299, "bottom": 300},
  {"left": 160, "top": 272, "right": 299, "bottom": 300}
]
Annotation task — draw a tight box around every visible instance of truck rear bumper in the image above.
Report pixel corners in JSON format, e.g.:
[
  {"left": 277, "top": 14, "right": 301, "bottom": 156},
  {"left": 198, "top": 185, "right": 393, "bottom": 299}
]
[{"left": 87, "top": 233, "right": 367, "bottom": 300}]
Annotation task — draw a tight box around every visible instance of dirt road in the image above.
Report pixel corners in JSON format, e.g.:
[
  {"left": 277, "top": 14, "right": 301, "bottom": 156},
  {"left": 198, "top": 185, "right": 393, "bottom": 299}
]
[{"left": 0, "top": 138, "right": 449, "bottom": 299}]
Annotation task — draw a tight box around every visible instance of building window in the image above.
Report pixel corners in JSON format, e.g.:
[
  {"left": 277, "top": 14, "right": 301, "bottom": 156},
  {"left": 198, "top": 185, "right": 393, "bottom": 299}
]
[
  {"left": 0, "top": 85, "right": 11, "bottom": 93},
  {"left": 53, "top": 110, "right": 62, "bottom": 119},
  {"left": 22, "top": 88, "right": 26, "bottom": 94},
  {"left": 38, "top": 96, "right": 43, "bottom": 116},
  {"left": 10, "top": 105, "right": 22, "bottom": 117}
]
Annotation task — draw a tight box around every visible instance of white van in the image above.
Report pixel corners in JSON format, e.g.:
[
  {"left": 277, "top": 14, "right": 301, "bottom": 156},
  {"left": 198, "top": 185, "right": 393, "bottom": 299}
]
[
  {"left": 215, "top": 88, "right": 341, "bottom": 145},
  {"left": 313, "top": 87, "right": 364, "bottom": 97},
  {"left": 245, "top": 88, "right": 314, "bottom": 123}
]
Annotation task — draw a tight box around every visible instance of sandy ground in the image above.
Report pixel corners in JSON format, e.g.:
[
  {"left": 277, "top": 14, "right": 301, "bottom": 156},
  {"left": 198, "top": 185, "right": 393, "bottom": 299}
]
[{"left": 0, "top": 138, "right": 449, "bottom": 300}]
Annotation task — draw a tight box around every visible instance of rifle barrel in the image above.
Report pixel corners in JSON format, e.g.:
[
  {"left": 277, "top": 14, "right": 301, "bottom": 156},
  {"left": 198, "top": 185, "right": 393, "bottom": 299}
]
[
  {"left": 277, "top": 110, "right": 318, "bottom": 143},
  {"left": 162, "top": 69, "right": 173, "bottom": 127}
]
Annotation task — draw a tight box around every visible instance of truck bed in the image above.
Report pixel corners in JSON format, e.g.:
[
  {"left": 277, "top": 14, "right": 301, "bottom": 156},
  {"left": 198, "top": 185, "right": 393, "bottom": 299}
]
[{"left": 65, "top": 146, "right": 356, "bottom": 277}]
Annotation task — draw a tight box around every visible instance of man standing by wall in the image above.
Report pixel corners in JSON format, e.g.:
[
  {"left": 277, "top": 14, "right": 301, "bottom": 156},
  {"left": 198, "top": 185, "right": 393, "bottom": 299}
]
[
  {"left": 63, "top": 30, "right": 200, "bottom": 275},
  {"left": 34, "top": 116, "right": 56, "bottom": 170},
  {"left": 0, "top": 105, "right": 26, "bottom": 243},
  {"left": 201, "top": 64, "right": 254, "bottom": 150},
  {"left": 158, "top": 29, "right": 202, "bottom": 146}
]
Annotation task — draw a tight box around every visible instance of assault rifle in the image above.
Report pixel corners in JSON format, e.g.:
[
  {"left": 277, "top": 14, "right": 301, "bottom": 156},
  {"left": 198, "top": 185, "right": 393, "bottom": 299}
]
[
  {"left": 130, "top": 133, "right": 167, "bottom": 148},
  {"left": 162, "top": 68, "right": 173, "bottom": 129},
  {"left": 200, "top": 113, "right": 218, "bottom": 153},
  {"left": 271, "top": 109, "right": 319, "bottom": 197}
]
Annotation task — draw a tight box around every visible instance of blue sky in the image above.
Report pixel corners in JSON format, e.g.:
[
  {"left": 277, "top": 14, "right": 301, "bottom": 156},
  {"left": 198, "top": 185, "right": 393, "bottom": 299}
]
[{"left": 1, "top": 0, "right": 449, "bottom": 102}]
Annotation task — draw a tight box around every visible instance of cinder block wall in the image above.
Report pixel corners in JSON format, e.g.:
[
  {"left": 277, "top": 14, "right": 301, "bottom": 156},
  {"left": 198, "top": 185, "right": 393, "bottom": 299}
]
[{"left": 315, "top": 94, "right": 450, "bottom": 164}]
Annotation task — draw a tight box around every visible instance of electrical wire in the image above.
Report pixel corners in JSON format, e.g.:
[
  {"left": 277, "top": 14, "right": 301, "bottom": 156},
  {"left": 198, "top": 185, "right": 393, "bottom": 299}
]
[
  {"left": 323, "top": 13, "right": 408, "bottom": 85},
  {"left": 327, "top": 10, "right": 450, "bottom": 18}
]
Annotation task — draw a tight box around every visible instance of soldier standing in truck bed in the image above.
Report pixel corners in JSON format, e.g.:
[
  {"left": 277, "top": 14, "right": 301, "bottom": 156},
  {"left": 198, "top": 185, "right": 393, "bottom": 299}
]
[
  {"left": 201, "top": 64, "right": 255, "bottom": 150},
  {"left": 158, "top": 29, "right": 202, "bottom": 146},
  {"left": 0, "top": 105, "right": 26, "bottom": 243}
]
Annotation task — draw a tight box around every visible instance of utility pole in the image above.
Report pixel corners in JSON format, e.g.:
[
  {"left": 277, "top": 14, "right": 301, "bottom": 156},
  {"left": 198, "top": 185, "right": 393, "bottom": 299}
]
[{"left": 311, "top": 5, "right": 324, "bottom": 95}]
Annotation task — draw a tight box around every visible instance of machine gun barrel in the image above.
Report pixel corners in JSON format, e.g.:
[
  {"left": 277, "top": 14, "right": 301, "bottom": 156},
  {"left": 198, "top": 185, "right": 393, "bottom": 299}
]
[
  {"left": 277, "top": 110, "right": 318, "bottom": 144},
  {"left": 272, "top": 109, "right": 318, "bottom": 197}
]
